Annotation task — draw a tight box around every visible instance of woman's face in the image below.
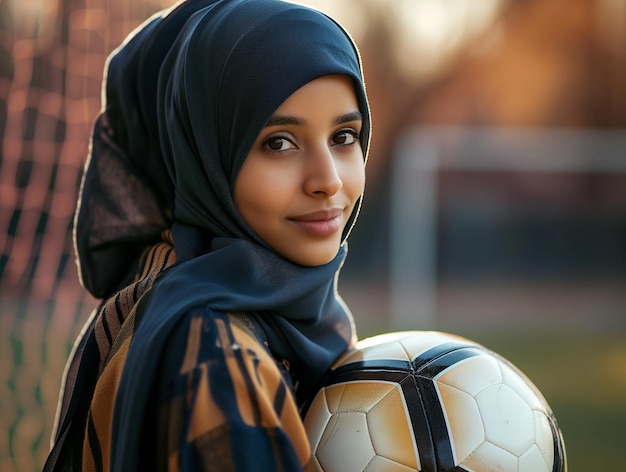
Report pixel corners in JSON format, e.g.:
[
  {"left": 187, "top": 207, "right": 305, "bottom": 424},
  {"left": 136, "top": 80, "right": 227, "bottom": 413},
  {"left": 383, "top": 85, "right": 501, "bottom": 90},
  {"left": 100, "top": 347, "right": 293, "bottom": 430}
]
[{"left": 234, "top": 75, "right": 365, "bottom": 266}]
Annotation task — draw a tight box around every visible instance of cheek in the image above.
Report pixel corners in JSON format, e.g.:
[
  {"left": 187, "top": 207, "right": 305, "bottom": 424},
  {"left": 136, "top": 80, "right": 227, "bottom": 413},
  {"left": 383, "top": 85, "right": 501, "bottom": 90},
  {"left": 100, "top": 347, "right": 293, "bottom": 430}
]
[
  {"left": 235, "top": 161, "right": 294, "bottom": 221},
  {"left": 342, "top": 156, "right": 366, "bottom": 203}
]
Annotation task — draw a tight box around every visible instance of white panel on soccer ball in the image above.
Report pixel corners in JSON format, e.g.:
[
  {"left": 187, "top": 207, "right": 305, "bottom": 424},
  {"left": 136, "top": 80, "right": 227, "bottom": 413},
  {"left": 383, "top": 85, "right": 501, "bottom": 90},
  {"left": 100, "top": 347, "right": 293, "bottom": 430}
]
[
  {"left": 532, "top": 410, "right": 555, "bottom": 467},
  {"left": 303, "top": 388, "right": 333, "bottom": 454},
  {"left": 322, "top": 381, "right": 392, "bottom": 414},
  {"left": 460, "top": 440, "right": 518, "bottom": 472},
  {"left": 338, "top": 340, "right": 412, "bottom": 364},
  {"left": 519, "top": 444, "right": 551, "bottom": 472},
  {"left": 396, "top": 331, "right": 469, "bottom": 360},
  {"left": 352, "top": 331, "right": 472, "bottom": 364},
  {"left": 363, "top": 455, "right": 419, "bottom": 472},
  {"left": 355, "top": 331, "right": 415, "bottom": 349},
  {"left": 500, "top": 360, "right": 548, "bottom": 411},
  {"left": 317, "top": 412, "right": 375, "bottom": 472},
  {"left": 366, "top": 383, "right": 419, "bottom": 470},
  {"left": 436, "top": 354, "right": 502, "bottom": 396},
  {"left": 476, "top": 384, "right": 535, "bottom": 456},
  {"left": 435, "top": 383, "right": 484, "bottom": 464}
]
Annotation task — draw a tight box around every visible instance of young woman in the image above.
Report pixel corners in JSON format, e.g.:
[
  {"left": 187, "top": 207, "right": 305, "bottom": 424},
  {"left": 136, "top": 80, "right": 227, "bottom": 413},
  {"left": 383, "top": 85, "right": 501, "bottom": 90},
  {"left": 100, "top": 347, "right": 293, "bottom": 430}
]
[{"left": 45, "top": 0, "right": 370, "bottom": 470}]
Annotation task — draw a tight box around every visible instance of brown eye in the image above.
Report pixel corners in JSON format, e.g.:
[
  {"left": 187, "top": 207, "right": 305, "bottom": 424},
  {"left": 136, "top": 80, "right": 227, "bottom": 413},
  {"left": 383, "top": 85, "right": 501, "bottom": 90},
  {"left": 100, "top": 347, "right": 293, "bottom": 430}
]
[
  {"left": 334, "top": 132, "right": 348, "bottom": 145},
  {"left": 267, "top": 137, "right": 284, "bottom": 150},
  {"left": 332, "top": 130, "right": 359, "bottom": 146},
  {"left": 263, "top": 136, "right": 296, "bottom": 152}
]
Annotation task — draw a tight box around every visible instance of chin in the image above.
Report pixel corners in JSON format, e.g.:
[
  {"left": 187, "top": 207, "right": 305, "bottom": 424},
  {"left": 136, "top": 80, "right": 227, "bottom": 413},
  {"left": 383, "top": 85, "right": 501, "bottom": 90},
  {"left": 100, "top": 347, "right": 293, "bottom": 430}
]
[
  {"left": 302, "top": 258, "right": 335, "bottom": 267},
  {"left": 288, "top": 248, "right": 339, "bottom": 267}
]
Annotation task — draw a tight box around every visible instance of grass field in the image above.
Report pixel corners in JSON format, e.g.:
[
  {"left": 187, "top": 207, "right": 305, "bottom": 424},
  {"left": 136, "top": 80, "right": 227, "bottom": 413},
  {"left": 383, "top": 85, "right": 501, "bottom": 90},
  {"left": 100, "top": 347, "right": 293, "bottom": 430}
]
[{"left": 2, "top": 301, "right": 624, "bottom": 471}]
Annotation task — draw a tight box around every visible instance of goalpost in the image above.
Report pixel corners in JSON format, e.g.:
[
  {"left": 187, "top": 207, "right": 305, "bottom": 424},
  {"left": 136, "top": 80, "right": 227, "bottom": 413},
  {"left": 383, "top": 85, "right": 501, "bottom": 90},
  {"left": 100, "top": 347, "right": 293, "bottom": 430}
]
[{"left": 390, "top": 126, "right": 626, "bottom": 329}]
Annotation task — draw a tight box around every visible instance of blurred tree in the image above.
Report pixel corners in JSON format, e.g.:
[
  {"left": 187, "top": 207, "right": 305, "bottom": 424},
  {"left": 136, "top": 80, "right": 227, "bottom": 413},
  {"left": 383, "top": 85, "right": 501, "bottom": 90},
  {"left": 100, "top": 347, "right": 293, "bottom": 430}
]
[{"left": 409, "top": 0, "right": 626, "bottom": 128}]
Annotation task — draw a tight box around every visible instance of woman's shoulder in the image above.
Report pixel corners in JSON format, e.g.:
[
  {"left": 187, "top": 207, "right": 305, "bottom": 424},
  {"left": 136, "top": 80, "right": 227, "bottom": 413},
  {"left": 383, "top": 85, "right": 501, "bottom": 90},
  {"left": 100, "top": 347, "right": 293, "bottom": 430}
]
[
  {"left": 157, "top": 309, "right": 310, "bottom": 468},
  {"left": 165, "top": 309, "right": 278, "bottom": 381}
]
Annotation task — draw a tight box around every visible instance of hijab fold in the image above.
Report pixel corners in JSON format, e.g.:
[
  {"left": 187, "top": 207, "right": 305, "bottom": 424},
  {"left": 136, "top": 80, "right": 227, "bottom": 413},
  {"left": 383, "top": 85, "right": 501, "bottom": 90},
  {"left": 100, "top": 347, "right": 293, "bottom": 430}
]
[{"left": 71, "top": 0, "right": 370, "bottom": 467}]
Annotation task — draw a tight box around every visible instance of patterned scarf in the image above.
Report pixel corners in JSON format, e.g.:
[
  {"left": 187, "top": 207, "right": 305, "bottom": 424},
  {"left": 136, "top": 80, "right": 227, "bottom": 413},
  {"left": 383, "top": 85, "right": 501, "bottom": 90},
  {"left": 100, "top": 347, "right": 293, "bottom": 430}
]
[{"left": 45, "top": 233, "right": 176, "bottom": 470}]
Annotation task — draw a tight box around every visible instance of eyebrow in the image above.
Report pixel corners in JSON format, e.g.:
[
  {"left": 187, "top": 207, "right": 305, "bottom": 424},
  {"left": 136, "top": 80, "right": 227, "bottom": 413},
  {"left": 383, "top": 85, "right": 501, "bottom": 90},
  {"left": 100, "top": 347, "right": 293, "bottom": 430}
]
[
  {"left": 264, "top": 111, "right": 362, "bottom": 128},
  {"left": 334, "top": 111, "right": 363, "bottom": 125}
]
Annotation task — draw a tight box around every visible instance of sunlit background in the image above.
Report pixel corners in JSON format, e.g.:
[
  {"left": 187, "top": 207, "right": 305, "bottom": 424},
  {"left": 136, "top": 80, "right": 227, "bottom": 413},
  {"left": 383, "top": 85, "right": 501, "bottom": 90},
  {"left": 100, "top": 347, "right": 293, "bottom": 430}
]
[{"left": 1, "top": 0, "right": 625, "bottom": 470}]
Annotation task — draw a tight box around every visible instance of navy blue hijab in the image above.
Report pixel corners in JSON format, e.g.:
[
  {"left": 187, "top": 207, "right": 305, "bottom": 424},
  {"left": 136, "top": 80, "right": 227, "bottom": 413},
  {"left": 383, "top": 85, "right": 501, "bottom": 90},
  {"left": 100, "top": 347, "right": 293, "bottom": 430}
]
[
  {"left": 72, "top": 0, "right": 370, "bottom": 468},
  {"left": 74, "top": 0, "right": 370, "bottom": 295}
]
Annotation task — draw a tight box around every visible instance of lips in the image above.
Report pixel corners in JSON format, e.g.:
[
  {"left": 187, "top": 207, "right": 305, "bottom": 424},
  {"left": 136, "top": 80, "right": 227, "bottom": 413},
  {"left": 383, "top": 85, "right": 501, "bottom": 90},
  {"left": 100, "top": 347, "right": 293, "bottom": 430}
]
[{"left": 289, "top": 208, "right": 344, "bottom": 236}]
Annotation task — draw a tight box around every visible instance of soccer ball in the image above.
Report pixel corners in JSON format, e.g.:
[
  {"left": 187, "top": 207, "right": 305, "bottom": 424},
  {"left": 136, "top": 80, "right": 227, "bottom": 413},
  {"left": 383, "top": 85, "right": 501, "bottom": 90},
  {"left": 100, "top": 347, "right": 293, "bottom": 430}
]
[{"left": 303, "top": 331, "right": 567, "bottom": 472}]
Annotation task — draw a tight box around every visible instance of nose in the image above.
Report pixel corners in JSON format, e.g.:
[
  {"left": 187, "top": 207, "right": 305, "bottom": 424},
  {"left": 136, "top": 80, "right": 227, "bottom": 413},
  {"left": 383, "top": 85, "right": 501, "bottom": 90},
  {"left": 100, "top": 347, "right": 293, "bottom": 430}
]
[{"left": 303, "top": 145, "right": 343, "bottom": 197}]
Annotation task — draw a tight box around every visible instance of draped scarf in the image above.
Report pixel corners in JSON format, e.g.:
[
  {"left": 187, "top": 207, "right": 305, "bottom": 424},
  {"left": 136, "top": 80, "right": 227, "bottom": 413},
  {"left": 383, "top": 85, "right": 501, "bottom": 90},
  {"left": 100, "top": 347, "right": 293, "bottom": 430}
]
[{"left": 68, "top": 0, "right": 370, "bottom": 469}]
